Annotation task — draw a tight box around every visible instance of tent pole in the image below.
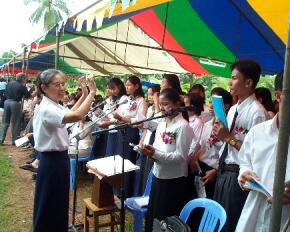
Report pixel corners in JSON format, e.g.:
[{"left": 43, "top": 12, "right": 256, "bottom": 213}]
[
  {"left": 55, "top": 29, "right": 61, "bottom": 69},
  {"left": 269, "top": 12, "right": 290, "bottom": 232},
  {"left": 22, "top": 47, "right": 26, "bottom": 73}
]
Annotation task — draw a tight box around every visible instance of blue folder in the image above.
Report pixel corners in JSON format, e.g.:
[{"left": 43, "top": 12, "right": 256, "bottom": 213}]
[{"left": 211, "top": 95, "right": 228, "bottom": 128}]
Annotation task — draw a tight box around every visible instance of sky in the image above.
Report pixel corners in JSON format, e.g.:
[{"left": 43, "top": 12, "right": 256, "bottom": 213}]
[{"left": 0, "top": 0, "right": 96, "bottom": 56}]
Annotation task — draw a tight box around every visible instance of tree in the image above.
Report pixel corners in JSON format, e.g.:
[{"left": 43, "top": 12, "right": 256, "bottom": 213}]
[
  {"left": 0, "top": 50, "right": 17, "bottom": 63},
  {"left": 24, "top": 0, "right": 71, "bottom": 31}
]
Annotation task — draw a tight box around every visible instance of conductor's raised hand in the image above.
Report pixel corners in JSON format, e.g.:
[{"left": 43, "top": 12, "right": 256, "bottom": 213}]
[
  {"left": 212, "top": 118, "right": 231, "bottom": 142},
  {"left": 79, "top": 76, "right": 88, "bottom": 96},
  {"left": 86, "top": 74, "right": 96, "bottom": 95}
]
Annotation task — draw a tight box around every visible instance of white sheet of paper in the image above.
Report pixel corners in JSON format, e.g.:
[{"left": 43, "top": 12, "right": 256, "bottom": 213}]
[
  {"left": 87, "top": 155, "right": 139, "bottom": 177},
  {"left": 15, "top": 136, "right": 29, "bottom": 147}
]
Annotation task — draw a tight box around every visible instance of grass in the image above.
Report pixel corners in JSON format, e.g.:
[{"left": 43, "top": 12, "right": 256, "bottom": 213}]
[{"left": 0, "top": 146, "right": 15, "bottom": 230}]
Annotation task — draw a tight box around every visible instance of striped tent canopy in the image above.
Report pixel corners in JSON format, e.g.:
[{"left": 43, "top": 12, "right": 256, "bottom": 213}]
[{"left": 3, "top": 0, "right": 289, "bottom": 78}]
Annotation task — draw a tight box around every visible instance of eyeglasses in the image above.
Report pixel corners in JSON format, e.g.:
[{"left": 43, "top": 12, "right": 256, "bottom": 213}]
[{"left": 49, "top": 82, "right": 66, "bottom": 88}]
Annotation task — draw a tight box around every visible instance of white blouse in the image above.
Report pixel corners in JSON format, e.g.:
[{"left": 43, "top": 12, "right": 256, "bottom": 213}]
[
  {"left": 198, "top": 119, "right": 222, "bottom": 168},
  {"left": 33, "top": 96, "right": 69, "bottom": 152},
  {"left": 116, "top": 96, "right": 146, "bottom": 123},
  {"left": 188, "top": 115, "right": 203, "bottom": 139},
  {"left": 152, "top": 113, "right": 194, "bottom": 179}
]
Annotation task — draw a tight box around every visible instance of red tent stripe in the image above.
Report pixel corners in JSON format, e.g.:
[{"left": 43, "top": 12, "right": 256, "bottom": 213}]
[{"left": 131, "top": 9, "right": 210, "bottom": 75}]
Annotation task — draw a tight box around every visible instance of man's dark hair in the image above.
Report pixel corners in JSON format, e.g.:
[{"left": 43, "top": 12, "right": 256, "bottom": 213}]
[
  {"left": 274, "top": 71, "right": 283, "bottom": 91},
  {"left": 231, "top": 60, "right": 261, "bottom": 88}
]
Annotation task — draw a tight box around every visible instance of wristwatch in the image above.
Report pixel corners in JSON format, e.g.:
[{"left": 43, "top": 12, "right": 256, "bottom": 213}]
[{"left": 227, "top": 137, "right": 238, "bottom": 147}]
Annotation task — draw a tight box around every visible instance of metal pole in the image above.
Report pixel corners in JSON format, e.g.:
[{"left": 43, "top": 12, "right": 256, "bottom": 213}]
[
  {"left": 55, "top": 29, "right": 61, "bottom": 69},
  {"left": 22, "top": 47, "right": 26, "bottom": 73},
  {"left": 269, "top": 12, "right": 290, "bottom": 232}
]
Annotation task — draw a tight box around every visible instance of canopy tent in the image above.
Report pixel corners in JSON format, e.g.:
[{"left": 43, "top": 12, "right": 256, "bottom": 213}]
[{"left": 1, "top": 0, "right": 289, "bottom": 77}]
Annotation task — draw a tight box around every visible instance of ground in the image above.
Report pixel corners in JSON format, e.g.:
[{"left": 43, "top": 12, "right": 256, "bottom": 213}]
[{"left": 0, "top": 124, "right": 134, "bottom": 232}]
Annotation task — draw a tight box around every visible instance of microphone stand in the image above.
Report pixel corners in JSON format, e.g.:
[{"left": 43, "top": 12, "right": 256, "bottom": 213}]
[
  {"left": 69, "top": 106, "right": 123, "bottom": 232},
  {"left": 92, "top": 112, "right": 172, "bottom": 232}
]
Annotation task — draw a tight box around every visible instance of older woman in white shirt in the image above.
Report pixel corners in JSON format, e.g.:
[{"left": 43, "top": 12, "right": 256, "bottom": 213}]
[
  {"left": 140, "top": 88, "right": 194, "bottom": 232},
  {"left": 33, "top": 69, "right": 96, "bottom": 232}
]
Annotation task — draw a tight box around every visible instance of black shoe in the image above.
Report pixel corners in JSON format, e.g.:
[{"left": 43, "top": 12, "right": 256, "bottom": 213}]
[
  {"left": 32, "top": 173, "right": 37, "bottom": 181},
  {"left": 19, "top": 163, "right": 37, "bottom": 172},
  {"left": 24, "top": 159, "right": 35, "bottom": 165}
]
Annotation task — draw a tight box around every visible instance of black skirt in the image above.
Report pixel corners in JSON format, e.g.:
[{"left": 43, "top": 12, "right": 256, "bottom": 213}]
[
  {"left": 116, "top": 127, "right": 140, "bottom": 198},
  {"left": 33, "top": 150, "right": 70, "bottom": 232},
  {"left": 145, "top": 175, "right": 196, "bottom": 232},
  {"left": 213, "top": 170, "right": 248, "bottom": 232}
]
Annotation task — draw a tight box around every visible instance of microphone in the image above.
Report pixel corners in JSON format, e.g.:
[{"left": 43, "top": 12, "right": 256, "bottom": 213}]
[{"left": 115, "top": 99, "right": 128, "bottom": 108}]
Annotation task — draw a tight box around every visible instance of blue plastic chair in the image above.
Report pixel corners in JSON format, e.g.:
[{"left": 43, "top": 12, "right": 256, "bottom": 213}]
[
  {"left": 179, "top": 198, "right": 227, "bottom": 232},
  {"left": 124, "top": 168, "right": 154, "bottom": 232}
]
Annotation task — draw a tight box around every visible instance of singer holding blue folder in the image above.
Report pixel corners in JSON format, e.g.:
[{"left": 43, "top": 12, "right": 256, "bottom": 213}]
[{"left": 33, "top": 69, "right": 96, "bottom": 232}]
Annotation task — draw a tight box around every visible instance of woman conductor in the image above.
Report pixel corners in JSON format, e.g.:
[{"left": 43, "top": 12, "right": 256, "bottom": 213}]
[{"left": 32, "top": 69, "right": 96, "bottom": 232}]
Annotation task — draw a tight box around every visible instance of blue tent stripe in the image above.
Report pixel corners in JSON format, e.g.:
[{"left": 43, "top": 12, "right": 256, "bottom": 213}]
[{"left": 189, "top": 0, "right": 285, "bottom": 74}]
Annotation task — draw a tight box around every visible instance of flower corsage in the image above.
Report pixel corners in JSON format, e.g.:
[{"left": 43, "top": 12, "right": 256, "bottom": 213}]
[{"left": 161, "top": 131, "right": 177, "bottom": 144}]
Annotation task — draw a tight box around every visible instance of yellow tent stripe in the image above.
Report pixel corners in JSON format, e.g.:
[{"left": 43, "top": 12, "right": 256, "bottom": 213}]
[{"left": 247, "top": 0, "right": 290, "bottom": 44}]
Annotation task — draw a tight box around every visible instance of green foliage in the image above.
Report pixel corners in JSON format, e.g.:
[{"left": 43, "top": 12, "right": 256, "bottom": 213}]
[
  {"left": 24, "top": 0, "right": 71, "bottom": 31},
  {"left": 0, "top": 50, "right": 17, "bottom": 63}
]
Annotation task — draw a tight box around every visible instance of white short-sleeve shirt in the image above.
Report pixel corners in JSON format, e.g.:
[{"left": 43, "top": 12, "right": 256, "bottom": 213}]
[
  {"left": 220, "top": 94, "right": 268, "bottom": 165},
  {"left": 33, "top": 96, "right": 69, "bottom": 152}
]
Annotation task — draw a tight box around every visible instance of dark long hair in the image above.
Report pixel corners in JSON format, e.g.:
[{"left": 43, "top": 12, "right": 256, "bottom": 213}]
[
  {"left": 127, "top": 76, "right": 145, "bottom": 98},
  {"left": 255, "top": 87, "right": 276, "bottom": 113},
  {"left": 163, "top": 74, "right": 182, "bottom": 94},
  {"left": 108, "top": 77, "right": 126, "bottom": 101}
]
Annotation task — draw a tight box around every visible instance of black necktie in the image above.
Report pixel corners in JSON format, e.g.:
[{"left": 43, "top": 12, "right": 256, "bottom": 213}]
[{"left": 219, "top": 110, "right": 238, "bottom": 166}]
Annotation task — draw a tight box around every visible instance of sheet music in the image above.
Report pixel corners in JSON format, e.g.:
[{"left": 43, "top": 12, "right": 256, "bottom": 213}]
[{"left": 87, "top": 155, "right": 139, "bottom": 177}]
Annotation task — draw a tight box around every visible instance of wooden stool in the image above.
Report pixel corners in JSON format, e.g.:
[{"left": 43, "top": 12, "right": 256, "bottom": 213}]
[{"left": 83, "top": 197, "right": 121, "bottom": 232}]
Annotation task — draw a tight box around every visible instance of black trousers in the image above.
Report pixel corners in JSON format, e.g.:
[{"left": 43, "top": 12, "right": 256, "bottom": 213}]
[
  {"left": 33, "top": 150, "right": 70, "bottom": 232},
  {"left": 213, "top": 170, "right": 248, "bottom": 232}
]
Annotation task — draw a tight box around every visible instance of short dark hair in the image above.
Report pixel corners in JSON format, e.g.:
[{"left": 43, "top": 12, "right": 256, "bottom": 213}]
[
  {"left": 274, "top": 71, "right": 283, "bottom": 91},
  {"left": 163, "top": 74, "right": 182, "bottom": 94},
  {"left": 231, "top": 60, "right": 261, "bottom": 88},
  {"left": 211, "top": 87, "right": 233, "bottom": 106},
  {"left": 189, "top": 84, "right": 205, "bottom": 95},
  {"left": 160, "top": 88, "right": 181, "bottom": 104},
  {"left": 148, "top": 84, "right": 160, "bottom": 93},
  {"left": 184, "top": 93, "right": 204, "bottom": 116},
  {"left": 127, "top": 76, "right": 145, "bottom": 98}
]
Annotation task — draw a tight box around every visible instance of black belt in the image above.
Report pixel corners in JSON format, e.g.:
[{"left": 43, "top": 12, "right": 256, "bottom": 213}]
[{"left": 220, "top": 163, "right": 239, "bottom": 173}]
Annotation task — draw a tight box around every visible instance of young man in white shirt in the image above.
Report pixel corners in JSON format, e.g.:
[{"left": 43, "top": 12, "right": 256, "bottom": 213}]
[
  {"left": 212, "top": 60, "right": 268, "bottom": 231},
  {"left": 236, "top": 72, "right": 290, "bottom": 232}
]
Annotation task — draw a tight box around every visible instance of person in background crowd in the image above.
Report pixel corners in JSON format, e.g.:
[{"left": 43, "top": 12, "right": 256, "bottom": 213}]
[
  {"left": 190, "top": 87, "right": 233, "bottom": 199},
  {"left": 140, "top": 88, "right": 194, "bottom": 232},
  {"left": 100, "top": 77, "right": 127, "bottom": 157},
  {"left": 212, "top": 60, "right": 268, "bottom": 231},
  {"left": 137, "top": 84, "right": 160, "bottom": 194},
  {"left": 184, "top": 93, "right": 204, "bottom": 138},
  {"left": 33, "top": 69, "right": 96, "bottom": 232},
  {"left": 254, "top": 87, "right": 276, "bottom": 118},
  {"left": 236, "top": 72, "right": 290, "bottom": 232},
  {"left": 0, "top": 76, "right": 7, "bottom": 108},
  {"left": 0, "top": 73, "right": 31, "bottom": 145},
  {"left": 113, "top": 75, "right": 147, "bottom": 197},
  {"left": 189, "top": 84, "right": 212, "bottom": 123}
]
